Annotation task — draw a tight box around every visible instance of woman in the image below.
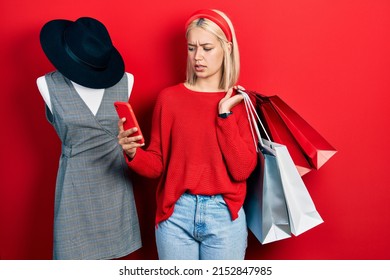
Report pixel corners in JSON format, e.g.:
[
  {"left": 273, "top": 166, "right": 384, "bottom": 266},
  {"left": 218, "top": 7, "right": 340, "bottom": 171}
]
[{"left": 118, "top": 9, "right": 257, "bottom": 260}]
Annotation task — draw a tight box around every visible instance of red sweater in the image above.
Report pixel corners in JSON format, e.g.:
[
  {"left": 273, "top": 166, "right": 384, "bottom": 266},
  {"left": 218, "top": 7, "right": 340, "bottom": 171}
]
[{"left": 126, "top": 83, "right": 257, "bottom": 225}]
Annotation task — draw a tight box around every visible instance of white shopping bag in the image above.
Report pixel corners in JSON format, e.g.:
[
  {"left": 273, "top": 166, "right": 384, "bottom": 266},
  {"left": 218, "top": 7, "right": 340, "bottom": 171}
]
[
  {"left": 264, "top": 139, "right": 324, "bottom": 236},
  {"left": 242, "top": 90, "right": 323, "bottom": 239}
]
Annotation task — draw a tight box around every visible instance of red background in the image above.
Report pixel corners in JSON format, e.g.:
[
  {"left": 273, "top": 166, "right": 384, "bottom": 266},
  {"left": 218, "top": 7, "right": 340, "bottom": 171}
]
[{"left": 1, "top": 0, "right": 389, "bottom": 260}]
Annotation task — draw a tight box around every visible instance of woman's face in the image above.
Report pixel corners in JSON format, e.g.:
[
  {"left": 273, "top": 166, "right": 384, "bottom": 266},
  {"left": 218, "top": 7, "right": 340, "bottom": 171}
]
[{"left": 187, "top": 27, "right": 225, "bottom": 84}]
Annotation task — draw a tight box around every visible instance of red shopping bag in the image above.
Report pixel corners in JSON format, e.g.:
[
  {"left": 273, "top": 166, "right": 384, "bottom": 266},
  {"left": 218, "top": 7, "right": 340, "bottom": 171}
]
[
  {"left": 246, "top": 90, "right": 337, "bottom": 174},
  {"left": 260, "top": 101, "right": 312, "bottom": 176},
  {"left": 268, "top": 95, "right": 337, "bottom": 169}
]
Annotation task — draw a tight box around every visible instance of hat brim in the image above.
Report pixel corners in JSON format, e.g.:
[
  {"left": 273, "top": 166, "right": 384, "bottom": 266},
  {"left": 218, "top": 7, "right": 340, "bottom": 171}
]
[{"left": 40, "top": 19, "right": 125, "bottom": 89}]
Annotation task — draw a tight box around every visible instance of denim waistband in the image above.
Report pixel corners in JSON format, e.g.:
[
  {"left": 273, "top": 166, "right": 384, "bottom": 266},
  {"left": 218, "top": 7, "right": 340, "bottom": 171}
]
[{"left": 183, "top": 191, "right": 223, "bottom": 202}]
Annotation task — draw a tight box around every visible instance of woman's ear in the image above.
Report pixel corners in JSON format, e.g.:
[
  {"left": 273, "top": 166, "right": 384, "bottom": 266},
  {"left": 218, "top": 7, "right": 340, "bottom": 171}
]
[{"left": 227, "top": 42, "right": 232, "bottom": 54}]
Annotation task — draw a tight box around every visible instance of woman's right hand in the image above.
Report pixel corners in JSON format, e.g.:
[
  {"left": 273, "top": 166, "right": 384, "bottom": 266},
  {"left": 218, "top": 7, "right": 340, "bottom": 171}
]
[{"left": 117, "top": 118, "right": 145, "bottom": 159}]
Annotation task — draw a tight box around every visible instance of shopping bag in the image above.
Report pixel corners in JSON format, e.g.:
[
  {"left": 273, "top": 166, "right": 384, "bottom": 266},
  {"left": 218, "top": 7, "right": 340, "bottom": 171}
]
[
  {"left": 244, "top": 144, "right": 291, "bottom": 244},
  {"left": 263, "top": 139, "right": 324, "bottom": 236},
  {"left": 267, "top": 95, "right": 337, "bottom": 170},
  {"left": 242, "top": 91, "right": 323, "bottom": 241},
  {"left": 243, "top": 92, "right": 291, "bottom": 244},
  {"left": 246, "top": 90, "right": 337, "bottom": 174},
  {"left": 259, "top": 100, "right": 312, "bottom": 176}
]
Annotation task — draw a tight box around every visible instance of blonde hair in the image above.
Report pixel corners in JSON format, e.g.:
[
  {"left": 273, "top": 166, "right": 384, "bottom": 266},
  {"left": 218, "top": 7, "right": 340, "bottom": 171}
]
[{"left": 185, "top": 10, "right": 240, "bottom": 91}]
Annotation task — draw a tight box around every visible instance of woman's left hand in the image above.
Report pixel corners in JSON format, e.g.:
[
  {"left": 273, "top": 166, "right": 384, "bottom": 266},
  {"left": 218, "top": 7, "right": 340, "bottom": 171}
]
[{"left": 218, "top": 85, "right": 245, "bottom": 114}]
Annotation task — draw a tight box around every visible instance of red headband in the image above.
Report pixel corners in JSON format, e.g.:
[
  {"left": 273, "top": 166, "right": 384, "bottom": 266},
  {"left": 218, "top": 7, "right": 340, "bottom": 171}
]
[{"left": 185, "top": 9, "right": 233, "bottom": 42}]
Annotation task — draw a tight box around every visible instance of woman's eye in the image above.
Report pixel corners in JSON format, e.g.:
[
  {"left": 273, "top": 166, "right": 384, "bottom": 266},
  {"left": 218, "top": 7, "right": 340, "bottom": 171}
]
[
  {"left": 188, "top": 47, "right": 195, "bottom": 51},
  {"left": 204, "top": 48, "right": 212, "bottom": 51}
]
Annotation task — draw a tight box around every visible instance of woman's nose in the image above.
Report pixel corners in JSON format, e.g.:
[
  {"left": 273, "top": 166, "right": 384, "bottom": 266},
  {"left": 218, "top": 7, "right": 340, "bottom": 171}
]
[{"left": 194, "top": 49, "right": 203, "bottom": 61}]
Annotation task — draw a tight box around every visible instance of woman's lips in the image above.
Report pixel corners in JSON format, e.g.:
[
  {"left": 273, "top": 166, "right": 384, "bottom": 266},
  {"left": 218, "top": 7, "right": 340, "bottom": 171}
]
[{"left": 195, "top": 64, "right": 206, "bottom": 72}]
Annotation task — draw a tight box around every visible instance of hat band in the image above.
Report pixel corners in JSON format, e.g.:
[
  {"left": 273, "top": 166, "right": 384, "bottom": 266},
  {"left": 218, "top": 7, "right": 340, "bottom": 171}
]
[
  {"left": 185, "top": 9, "right": 232, "bottom": 42},
  {"left": 63, "top": 40, "right": 107, "bottom": 71}
]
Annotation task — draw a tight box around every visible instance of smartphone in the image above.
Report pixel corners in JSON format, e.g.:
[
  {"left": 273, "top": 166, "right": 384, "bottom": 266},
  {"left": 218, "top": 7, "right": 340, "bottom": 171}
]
[{"left": 114, "top": 101, "right": 144, "bottom": 144}]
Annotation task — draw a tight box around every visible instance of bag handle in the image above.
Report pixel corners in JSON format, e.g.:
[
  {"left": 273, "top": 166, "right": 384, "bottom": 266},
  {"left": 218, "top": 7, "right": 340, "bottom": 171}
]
[{"left": 238, "top": 89, "right": 271, "bottom": 151}]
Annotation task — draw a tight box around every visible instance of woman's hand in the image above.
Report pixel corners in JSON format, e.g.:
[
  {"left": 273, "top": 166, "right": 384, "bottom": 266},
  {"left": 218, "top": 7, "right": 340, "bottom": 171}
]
[
  {"left": 218, "top": 85, "right": 246, "bottom": 114},
  {"left": 117, "top": 118, "right": 144, "bottom": 159}
]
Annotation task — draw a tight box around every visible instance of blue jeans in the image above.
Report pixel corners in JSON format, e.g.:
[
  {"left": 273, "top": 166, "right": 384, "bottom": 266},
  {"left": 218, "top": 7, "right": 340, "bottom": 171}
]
[{"left": 155, "top": 192, "right": 247, "bottom": 260}]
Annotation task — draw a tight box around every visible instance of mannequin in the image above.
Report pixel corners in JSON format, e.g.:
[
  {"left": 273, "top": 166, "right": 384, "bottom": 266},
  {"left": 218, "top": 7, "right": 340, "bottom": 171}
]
[
  {"left": 36, "top": 72, "right": 134, "bottom": 114},
  {"left": 38, "top": 17, "right": 142, "bottom": 260}
]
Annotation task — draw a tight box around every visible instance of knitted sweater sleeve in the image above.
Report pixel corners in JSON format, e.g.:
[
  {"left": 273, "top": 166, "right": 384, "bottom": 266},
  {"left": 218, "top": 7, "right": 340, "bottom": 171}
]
[{"left": 216, "top": 103, "right": 258, "bottom": 182}]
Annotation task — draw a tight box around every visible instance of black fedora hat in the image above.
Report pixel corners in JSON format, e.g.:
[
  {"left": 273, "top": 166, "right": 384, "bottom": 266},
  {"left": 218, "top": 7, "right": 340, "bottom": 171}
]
[{"left": 40, "top": 17, "right": 125, "bottom": 89}]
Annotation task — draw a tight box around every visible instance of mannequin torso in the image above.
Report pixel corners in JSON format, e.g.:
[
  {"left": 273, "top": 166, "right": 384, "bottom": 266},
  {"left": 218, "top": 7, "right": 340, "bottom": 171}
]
[
  {"left": 36, "top": 72, "right": 134, "bottom": 115},
  {"left": 37, "top": 17, "right": 142, "bottom": 260}
]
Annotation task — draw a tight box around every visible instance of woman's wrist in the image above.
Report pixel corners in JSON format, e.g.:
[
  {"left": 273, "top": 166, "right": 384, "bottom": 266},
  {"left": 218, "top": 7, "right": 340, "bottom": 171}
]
[
  {"left": 126, "top": 149, "right": 136, "bottom": 159},
  {"left": 218, "top": 106, "right": 231, "bottom": 114}
]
